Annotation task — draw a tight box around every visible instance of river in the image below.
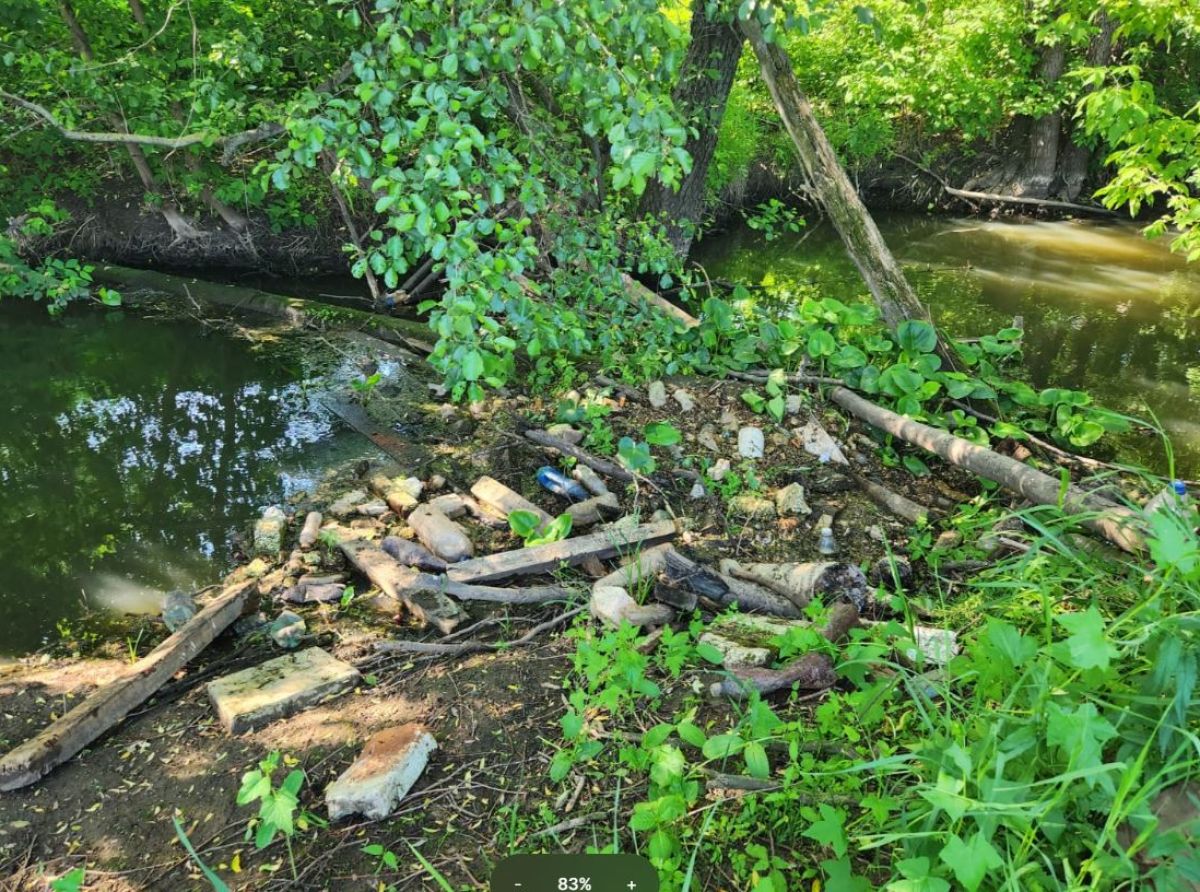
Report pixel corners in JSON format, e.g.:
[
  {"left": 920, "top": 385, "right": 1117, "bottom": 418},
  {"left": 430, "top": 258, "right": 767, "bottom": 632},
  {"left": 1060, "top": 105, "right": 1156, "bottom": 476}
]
[
  {"left": 0, "top": 302, "right": 368, "bottom": 655},
  {"left": 694, "top": 213, "right": 1200, "bottom": 477}
]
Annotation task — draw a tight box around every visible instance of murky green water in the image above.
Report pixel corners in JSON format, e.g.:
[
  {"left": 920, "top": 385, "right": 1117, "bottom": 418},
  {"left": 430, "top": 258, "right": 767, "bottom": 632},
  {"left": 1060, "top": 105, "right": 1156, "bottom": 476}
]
[
  {"left": 695, "top": 213, "right": 1200, "bottom": 476},
  {"left": 0, "top": 302, "right": 364, "bottom": 655}
]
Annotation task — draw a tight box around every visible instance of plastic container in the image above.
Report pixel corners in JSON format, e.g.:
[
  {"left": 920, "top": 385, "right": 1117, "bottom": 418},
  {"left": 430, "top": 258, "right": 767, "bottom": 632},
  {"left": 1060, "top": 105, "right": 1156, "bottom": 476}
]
[
  {"left": 1145, "top": 480, "right": 1189, "bottom": 518},
  {"left": 818, "top": 527, "right": 838, "bottom": 556},
  {"left": 536, "top": 466, "right": 590, "bottom": 502}
]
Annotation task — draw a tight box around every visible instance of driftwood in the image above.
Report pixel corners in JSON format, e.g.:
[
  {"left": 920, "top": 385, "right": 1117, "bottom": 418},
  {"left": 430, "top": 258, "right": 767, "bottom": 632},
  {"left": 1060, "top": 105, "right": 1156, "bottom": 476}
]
[
  {"left": 340, "top": 540, "right": 467, "bottom": 634},
  {"left": 661, "top": 550, "right": 803, "bottom": 618},
  {"left": 90, "top": 264, "right": 434, "bottom": 353},
  {"left": 621, "top": 273, "right": 700, "bottom": 329},
  {"left": 848, "top": 473, "right": 932, "bottom": 524},
  {"left": 524, "top": 430, "right": 636, "bottom": 484},
  {"left": 322, "top": 398, "right": 427, "bottom": 468},
  {"left": 829, "top": 386, "right": 1143, "bottom": 552},
  {"left": 375, "top": 607, "right": 585, "bottom": 657},
  {"left": 447, "top": 520, "right": 678, "bottom": 584},
  {"left": 709, "top": 603, "right": 859, "bottom": 699},
  {"left": 0, "top": 582, "right": 254, "bottom": 791},
  {"left": 719, "top": 559, "right": 870, "bottom": 611}
]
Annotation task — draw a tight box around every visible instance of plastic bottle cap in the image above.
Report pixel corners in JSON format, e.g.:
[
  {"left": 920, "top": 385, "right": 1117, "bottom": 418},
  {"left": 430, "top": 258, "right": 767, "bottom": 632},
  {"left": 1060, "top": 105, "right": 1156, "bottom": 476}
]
[{"left": 1173, "top": 480, "right": 1187, "bottom": 496}]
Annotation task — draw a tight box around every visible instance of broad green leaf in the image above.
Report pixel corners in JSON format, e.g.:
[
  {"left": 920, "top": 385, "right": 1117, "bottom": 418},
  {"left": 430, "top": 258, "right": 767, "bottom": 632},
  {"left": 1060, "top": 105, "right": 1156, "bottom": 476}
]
[{"left": 939, "top": 832, "right": 1003, "bottom": 892}]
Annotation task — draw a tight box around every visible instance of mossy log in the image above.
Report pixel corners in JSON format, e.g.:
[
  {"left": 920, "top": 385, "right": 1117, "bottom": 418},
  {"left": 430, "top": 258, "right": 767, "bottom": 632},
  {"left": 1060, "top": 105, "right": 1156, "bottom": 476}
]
[{"left": 91, "top": 263, "right": 434, "bottom": 352}]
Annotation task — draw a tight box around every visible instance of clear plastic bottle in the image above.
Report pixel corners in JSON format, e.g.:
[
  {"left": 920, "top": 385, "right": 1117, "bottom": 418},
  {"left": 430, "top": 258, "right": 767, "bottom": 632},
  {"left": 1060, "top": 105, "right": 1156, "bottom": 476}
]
[
  {"left": 818, "top": 526, "right": 838, "bottom": 556},
  {"left": 1145, "top": 480, "right": 1188, "bottom": 518}
]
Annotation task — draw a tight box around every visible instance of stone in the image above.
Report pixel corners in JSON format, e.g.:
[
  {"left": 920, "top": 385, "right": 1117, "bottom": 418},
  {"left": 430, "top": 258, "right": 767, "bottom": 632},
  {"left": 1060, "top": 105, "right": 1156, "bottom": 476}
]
[
  {"left": 647, "top": 380, "right": 668, "bottom": 408},
  {"left": 436, "top": 403, "right": 456, "bottom": 422},
  {"left": 707, "top": 459, "right": 731, "bottom": 482},
  {"left": 269, "top": 610, "right": 306, "bottom": 648},
  {"left": 815, "top": 513, "right": 835, "bottom": 533},
  {"left": 254, "top": 507, "right": 287, "bottom": 554},
  {"left": 356, "top": 501, "right": 389, "bottom": 517},
  {"left": 371, "top": 475, "right": 419, "bottom": 514},
  {"left": 395, "top": 477, "right": 424, "bottom": 501},
  {"left": 729, "top": 494, "right": 776, "bottom": 520},
  {"left": 407, "top": 505, "right": 474, "bottom": 563},
  {"left": 591, "top": 586, "right": 638, "bottom": 628},
  {"left": 867, "top": 525, "right": 886, "bottom": 543},
  {"left": 689, "top": 482, "right": 707, "bottom": 500},
  {"left": 794, "top": 421, "right": 848, "bottom": 465},
  {"left": 161, "top": 589, "right": 197, "bottom": 632},
  {"left": 934, "top": 530, "right": 961, "bottom": 551},
  {"left": 786, "top": 394, "right": 803, "bottom": 415},
  {"left": 774, "top": 483, "right": 811, "bottom": 517},
  {"left": 546, "top": 423, "right": 584, "bottom": 446},
  {"left": 329, "top": 490, "right": 369, "bottom": 518},
  {"left": 326, "top": 724, "right": 438, "bottom": 821},
  {"left": 697, "top": 425, "right": 720, "bottom": 452},
  {"left": 697, "top": 632, "right": 772, "bottom": 668},
  {"left": 426, "top": 474, "right": 446, "bottom": 492},
  {"left": 245, "top": 558, "right": 271, "bottom": 578},
  {"left": 207, "top": 647, "right": 360, "bottom": 734},
  {"left": 282, "top": 581, "right": 345, "bottom": 604},
  {"left": 673, "top": 389, "right": 696, "bottom": 412},
  {"left": 719, "top": 408, "right": 739, "bottom": 431},
  {"left": 650, "top": 508, "right": 672, "bottom": 523},
  {"left": 737, "top": 427, "right": 765, "bottom": 459},
  {"left": 298, "top": 511, "right": 324, "bottom": 549}
]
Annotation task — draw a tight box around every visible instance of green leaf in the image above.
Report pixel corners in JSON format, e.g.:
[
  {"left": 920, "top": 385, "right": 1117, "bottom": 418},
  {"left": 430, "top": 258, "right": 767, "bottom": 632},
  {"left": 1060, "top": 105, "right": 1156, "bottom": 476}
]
[
  {"left": 939, "top": 832, "right": 1003, "bottom": 892},
  {"left": 508, "top": 509, "right": 542, "bottom": 540},
  {"left": 701, "top": 734, "right": 744, "bottom": 760},
  {"left": 897, "top": 320, "right": 938, "bottom": 354},
  {"left": 527, "top": 513, "right": 572, "bottom": 545},
  {"left": 676, "top": 721, "right": 707, "bottom": 748},
  {"left": 807, "top": 328, "right": 836, "bottom": 357},
  {"left": 821, "top": 857, "right": 872, "bottom": 892},
  {"left": 695, "top": 642, "right": 725, "bottom": 665},
  {"left": 462, "top": 349, "right": 485, "bottom": 382},
  {"left": 1055, "top": 606, "right": 1117, "bottom": 672},
  {"left": 644, "top": 422, "right": 681, "bottom": 446},
  {"left": 442, "top": 53, "right": 458, "bottom": 76},
  {"left": 743, "top": 741, "right": 770, "bottom": 779},
  {"left": 802, "top": 804, "right": 848, "bottom": 859}
]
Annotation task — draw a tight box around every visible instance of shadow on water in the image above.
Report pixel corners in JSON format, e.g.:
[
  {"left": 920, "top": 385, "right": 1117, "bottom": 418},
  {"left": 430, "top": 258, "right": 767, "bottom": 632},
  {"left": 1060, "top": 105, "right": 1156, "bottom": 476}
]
[
  {"left": 694, "top": 213, "right": 1200, "bottom": 477},
  {"left": 0, "top": 302, "right": 365, "bottom": 655}
]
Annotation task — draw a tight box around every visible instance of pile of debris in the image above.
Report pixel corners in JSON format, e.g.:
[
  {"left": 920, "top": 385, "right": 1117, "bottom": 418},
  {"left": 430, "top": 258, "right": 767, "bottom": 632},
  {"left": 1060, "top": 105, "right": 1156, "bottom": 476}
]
[{"left": 0, "top": 400, "right": 959, "bottom": 827}]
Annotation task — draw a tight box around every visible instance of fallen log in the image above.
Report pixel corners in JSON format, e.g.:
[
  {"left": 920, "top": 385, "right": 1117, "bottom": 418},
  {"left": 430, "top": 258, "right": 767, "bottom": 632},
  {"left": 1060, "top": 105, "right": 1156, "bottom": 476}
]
[
  {"left": 621, "top": 273, "right": 700, "bottom": 329},
  {"left": 340, "top": 540, "right": 468, "bottom": 634},
  {"left": 0, "top": 581, "right": 254, "bottom": 791},
  {"left": 719, "top": 559, "right": 870, "bottom": 611},
  {"left": 447, "top": 520, "right": 679, "bottom": 584},
  {"left": 848, "top": 473, "right": 932, "bottom": 524},
  {"left": 90, "top": 263, "right": 435, "bottom": 353},
  {"left": 829, "top": 386, "right": 1143, "bottom": 553}
]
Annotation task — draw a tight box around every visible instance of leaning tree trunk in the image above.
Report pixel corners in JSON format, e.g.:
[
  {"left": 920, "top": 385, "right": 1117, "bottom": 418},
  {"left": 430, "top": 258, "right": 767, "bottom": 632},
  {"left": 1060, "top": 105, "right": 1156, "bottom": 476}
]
[
  {"left": 1014, "top": 41, "right": 1067, "bottom": 199},
  {"left": 639, "top": 0, "right": 745, "bottom": 258},
  {"left": 739, "top": 17, "right": 950, "bottom": 362},
  {"left": 1059, "top": 13, "right": 1116, "bottom": 201}
]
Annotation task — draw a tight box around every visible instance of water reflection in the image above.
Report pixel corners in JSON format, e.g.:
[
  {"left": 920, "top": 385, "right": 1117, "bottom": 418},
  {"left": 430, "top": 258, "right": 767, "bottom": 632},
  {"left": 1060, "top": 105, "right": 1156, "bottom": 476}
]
[
  {"left": 694, "top": 214, "right": 1200, "bottom": 476},
  {"left": 0, "top": 303, "right": 353, "bottom": 654}
]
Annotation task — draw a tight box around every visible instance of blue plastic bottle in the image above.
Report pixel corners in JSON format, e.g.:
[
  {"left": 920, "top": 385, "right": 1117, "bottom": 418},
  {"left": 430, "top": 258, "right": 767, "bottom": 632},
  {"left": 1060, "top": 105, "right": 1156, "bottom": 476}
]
[{"left": 537, "top": 466, "right": 590, "bottom": 502}]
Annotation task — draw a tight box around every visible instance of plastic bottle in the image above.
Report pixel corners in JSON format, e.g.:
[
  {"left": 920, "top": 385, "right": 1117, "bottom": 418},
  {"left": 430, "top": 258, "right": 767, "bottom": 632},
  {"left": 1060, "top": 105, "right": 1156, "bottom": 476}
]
[
  {"left": 818, "top": 527, "right": 838, "bottom": 556},
  {"left": 536, "top": 466, "right": 590, "bottom": 502},
  {"left": 1145, "top": 480, "right": 1189, "bottom": 518}
]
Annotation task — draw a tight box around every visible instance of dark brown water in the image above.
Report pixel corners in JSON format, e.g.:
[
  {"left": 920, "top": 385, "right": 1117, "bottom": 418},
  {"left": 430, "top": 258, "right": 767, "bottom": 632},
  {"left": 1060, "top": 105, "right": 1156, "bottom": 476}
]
[{"left": 694, "top": 213, "right": 1200, "bottom": 476}]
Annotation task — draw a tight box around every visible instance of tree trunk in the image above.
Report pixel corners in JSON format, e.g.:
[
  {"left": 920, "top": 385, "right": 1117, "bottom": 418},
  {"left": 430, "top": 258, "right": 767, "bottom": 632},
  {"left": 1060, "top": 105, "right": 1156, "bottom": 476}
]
[
  {"left": 739, "top": 17, "right": 949, "bottom": 360},
  {"left": 1015, "top": 42, "right": 1067, "bottom": 199},
  {"left": 1060, "top": 13, "right": 1116, "bottom": 201},
  {"left": 639, "top": 0, "right": 744, "bottom": 258}
]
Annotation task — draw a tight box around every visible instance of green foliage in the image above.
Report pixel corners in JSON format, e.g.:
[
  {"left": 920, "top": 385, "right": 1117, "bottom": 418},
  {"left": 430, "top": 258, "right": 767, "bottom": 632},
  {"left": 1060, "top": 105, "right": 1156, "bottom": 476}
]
[
  {"left": 236, "top": 751, "right": 321, "bottom": 879},
  {"left": 741, "top": 199, "right": 805, "bottom": 242},
  {"left": 508, "top": 509, "right": 573, "bottom": 546},
  {"left": 173, "top": 819, "right": 231, "bottom": 892},
  {"left": 49, "top": 867, "right": 86, "bottom": 892}
]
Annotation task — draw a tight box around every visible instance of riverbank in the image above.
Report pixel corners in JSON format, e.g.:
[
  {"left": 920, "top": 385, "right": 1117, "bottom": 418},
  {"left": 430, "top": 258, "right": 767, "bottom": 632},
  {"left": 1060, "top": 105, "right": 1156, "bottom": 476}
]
[{"left": 1, "top": 290, "right": 1197, "bottom": 890}]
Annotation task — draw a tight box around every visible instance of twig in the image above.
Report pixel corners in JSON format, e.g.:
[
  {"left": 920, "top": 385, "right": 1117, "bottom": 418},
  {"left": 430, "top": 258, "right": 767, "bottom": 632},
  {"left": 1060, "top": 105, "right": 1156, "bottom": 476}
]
[{"left": 375, "top": 607, "right": 584, "bottom": 657}]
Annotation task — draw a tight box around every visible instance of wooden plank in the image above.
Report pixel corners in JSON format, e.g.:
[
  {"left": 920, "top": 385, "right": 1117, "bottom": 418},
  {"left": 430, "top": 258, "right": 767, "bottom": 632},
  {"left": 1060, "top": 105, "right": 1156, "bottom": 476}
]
[
  {"left": 0, "top": 582, "right": 254, "bottom": 791},
  {"left": 321, "top": 396, "right": 423, "bottom": 467},
  {"left": 340, "top": 540, "right": 468, "bottom": 634},
  {"left": 446, "top": 520, "right": 679, "bottom": 584}
]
